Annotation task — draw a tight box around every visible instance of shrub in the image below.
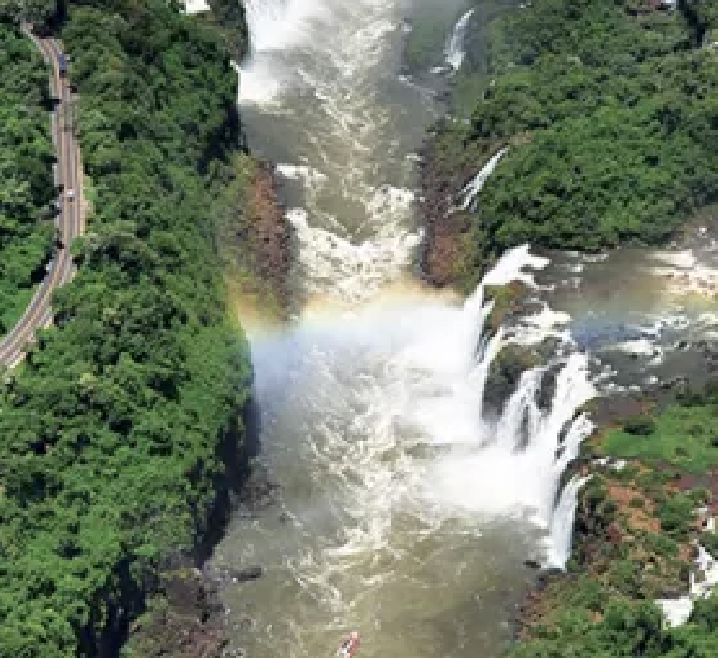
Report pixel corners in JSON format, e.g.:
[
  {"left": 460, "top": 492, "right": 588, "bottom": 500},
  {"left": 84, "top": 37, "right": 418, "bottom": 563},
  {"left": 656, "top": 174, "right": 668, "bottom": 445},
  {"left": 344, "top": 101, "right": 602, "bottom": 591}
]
[{"left": 623, "top": 415, "right": 656, "bottom": 436}]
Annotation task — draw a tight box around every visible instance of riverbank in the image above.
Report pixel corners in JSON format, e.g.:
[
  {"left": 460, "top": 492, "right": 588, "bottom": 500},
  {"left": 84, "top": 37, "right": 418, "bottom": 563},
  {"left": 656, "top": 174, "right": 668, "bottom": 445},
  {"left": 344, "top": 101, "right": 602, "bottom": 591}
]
[
  {"left": 217, "top": 154, "right": 294, "bottom": 326},
  {"left": 419, "top": 0, "right": 718, "bottom": 293},
  {"left": 0, "top": 2, "right": 267, "bottom": 654},
  {"left": 506, "top": 379, "right": 718, "bottom": 655},
  {"left": 124, "top": 7, "right": 294, "bottom": 656},
  {"left": 414, "top": 0, "right": 718, "bottom": 653}
]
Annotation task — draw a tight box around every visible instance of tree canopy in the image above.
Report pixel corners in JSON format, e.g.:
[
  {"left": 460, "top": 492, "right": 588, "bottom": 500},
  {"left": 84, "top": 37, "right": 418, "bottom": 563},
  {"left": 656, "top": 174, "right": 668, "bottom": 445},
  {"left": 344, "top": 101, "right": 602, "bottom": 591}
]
[
  {"left": 0, "top": 1, "right": 253, "bottom": 654},
  {"left": 432, "top": 0, "right": 718, "bottom": 287},
  {"left": 0, "top": 25, "right": 54, "bottom": 333}
]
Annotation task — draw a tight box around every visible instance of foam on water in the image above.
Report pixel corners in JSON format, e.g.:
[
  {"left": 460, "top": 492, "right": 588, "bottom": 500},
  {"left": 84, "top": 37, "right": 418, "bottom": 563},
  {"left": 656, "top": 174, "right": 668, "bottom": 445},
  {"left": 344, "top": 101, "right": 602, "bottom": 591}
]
[
  {"left": 182, "top": 0, "right": 209, "bottom": 15},
  {"left": 251, "top": 246, "right": 594, "bottom": 587},
  {"left": 216, "top": 1, "right": 602, "bottom": 654},
  {"left": 238, "top": 0, "right": 432, "bottom": 302},
  {"left": 288, "top": 208, "right": 421, "bottom": 302},
  {"left": 649, "top": 248, "right": 718, "bottom": 297},
  {"left": 223, "top": 246, "right": 596, "bottom": 653}
]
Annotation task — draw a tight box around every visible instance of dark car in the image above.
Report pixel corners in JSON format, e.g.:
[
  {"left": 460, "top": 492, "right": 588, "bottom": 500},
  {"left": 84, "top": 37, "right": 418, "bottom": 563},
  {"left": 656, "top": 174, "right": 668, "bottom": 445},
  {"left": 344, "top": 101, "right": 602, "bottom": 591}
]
[{"left": 58, "top": 53, "right": 67, "bottom": 77}]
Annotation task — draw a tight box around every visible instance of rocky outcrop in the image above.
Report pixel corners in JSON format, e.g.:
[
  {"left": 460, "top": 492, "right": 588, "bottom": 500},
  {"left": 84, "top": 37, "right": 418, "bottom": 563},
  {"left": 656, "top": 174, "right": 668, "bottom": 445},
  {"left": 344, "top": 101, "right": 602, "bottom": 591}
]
[
  {"left": 241, "top": 161, "right": 293, "bottom": 309},
  {"left": 219, "top": 156, "right": 295, "bottom": 319},
  {"left": 417, "top": 127, "right": 498, "bottom": 293},
  {"left": 126, "top": 569, "right": 228, "bottom": 658}
]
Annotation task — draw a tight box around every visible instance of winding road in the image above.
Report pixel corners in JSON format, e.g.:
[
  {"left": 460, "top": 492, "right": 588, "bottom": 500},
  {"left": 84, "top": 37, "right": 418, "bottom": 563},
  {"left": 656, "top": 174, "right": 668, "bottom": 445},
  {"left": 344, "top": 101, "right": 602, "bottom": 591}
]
[{"left": 0, "top": 27, "right": 84, "bottom": 369}]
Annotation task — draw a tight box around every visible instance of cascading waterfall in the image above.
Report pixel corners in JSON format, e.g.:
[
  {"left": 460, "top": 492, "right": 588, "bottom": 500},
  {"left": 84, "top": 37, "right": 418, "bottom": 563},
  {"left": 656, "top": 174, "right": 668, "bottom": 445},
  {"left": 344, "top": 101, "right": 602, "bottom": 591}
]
[
  {"left": 461, "top": 148, "right": 508, "bottom": 211},
  {"left": 445, "top": 8, "right": 475, "bottom": 70},
  {"left": 549, "top": 475, "right": 592, "bottom": 567},
  {"left": 213, "top": 1, "right": 598, "bottom": 655},
  {"left": 217, "top": 245, "right": 596, "bottom": 656},
  {"left": 423, "top": 248, "right": 595, "bottom": 560}
]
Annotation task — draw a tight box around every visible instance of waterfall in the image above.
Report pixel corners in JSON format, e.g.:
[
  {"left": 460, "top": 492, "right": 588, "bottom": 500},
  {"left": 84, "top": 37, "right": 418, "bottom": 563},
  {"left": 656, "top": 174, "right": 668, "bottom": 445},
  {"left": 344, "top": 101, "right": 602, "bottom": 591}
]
[
  {"left": 460, "top": 148, "right": 508, "bottom": 211},
  {"left": 445, "top": 8, "right": 475, "bottom": 70},
  {"left": 237, "top": 0, "right": 327, "bottom": 104},
  {"left": 215, "top": 3, "right": 598, "bottom": 653},
  {"left": 547, "top": 475, "right": 592, "bottom": 568},
  {"left": 405, "top": 246, "right": 596, "bottom": 567},
  {"left": 243, "top": 0, "right": 321, "bottom": 53}
]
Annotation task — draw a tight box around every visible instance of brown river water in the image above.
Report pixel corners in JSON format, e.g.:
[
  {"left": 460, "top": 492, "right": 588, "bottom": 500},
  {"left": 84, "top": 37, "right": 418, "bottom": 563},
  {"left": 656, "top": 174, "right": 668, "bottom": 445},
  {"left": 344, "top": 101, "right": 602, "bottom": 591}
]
[{"left": 198, "top": 1, "right": 718, "bottom": 656}]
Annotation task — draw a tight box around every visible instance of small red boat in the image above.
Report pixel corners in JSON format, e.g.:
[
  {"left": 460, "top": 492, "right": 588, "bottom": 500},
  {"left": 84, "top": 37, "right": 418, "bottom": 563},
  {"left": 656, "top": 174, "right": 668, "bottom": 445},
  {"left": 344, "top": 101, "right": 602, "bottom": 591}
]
[{"left": 337, "top": 631, "right": 360, "bottom": 658}]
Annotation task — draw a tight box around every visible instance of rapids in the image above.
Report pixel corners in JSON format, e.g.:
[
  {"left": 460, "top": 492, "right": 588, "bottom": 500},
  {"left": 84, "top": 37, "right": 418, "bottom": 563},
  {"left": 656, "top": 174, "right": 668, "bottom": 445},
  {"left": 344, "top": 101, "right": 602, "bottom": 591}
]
[{"left": 209, "top": 2, "right": 601, "bottom": 657}]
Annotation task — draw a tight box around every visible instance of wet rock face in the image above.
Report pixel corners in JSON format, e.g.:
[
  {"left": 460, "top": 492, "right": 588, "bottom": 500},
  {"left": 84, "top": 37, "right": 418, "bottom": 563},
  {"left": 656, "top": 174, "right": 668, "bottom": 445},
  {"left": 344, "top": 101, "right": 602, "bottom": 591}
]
[
  {"left": 243, "top": 162, "right": 293, "bottom": 309},
  {"left": 416, "top": 128, "right": 499, "bottom": 293},
  {"left": 237, "top": 464, "right": 281, "bottom": 511},
  {"left": 127, "top": 568, "right": 229, "bottom": 658},
  {"left": 483, "top": 343, "right": 540, "bottom": 412},
  {"left": 220, "top": 157, "right": 295, "bottom": 318}
]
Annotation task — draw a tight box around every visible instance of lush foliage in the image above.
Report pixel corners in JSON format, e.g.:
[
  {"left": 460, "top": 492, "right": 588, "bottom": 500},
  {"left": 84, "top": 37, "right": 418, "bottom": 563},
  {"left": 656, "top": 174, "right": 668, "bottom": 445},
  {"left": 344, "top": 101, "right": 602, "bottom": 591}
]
[
  {"left": 0, "top": 0, "right": 58, "bottom": 25},
  {"left": 437, "top": 0, "right": 718, "bottom": 283},
  {"left": 506, "top": 463, "right": 718, "bottom": 657},
  {"left": 0, "top": 25, "right": 54, "bottom": 332},
  {"left": 508, "top": 593, "right": 718, "bottom": 657},
  {"left": 605, "top": 383, "right": 718, "bottom": 473},
  {"left": 0, "top": 2, "right": 252, "bottom": 655},
  {"left": 202, "top": 0, "right": 249, "bottom": 59},
  {"left": 506, "top": 378, "right": 718, "bottom": 656}
]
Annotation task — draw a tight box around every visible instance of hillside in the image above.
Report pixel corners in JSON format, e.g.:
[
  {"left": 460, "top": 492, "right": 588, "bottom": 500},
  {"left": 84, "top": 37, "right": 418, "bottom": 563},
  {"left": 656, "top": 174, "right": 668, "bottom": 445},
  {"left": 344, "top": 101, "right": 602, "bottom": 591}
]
[
  {"left": 0, "top": 26, "right": 54, "bottom": 333},
  {"left": 0, "top": 2, "right": 255, "bottom": 655},
  {"left": 421, "top": 0, "right": 718, "bottom": 292}
]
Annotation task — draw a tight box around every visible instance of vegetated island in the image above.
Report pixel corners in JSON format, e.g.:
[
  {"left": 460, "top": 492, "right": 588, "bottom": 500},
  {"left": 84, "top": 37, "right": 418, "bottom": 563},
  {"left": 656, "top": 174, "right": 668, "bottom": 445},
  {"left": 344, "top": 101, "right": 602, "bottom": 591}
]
[
  {"left": 0, "top": 1, "right": 290, "bottom": 656},
  {"left": 417, "top": 0, "right": 718, "bottom": 655},
  {"left": 420, "top": 0, "right": 718, "bottom": 294}
]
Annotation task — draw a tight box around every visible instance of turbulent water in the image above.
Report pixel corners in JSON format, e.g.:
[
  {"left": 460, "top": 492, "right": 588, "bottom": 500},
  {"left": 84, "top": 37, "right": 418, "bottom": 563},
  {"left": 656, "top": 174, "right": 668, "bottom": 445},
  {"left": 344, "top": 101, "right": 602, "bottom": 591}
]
[{"left": 206, "top": 2, "right": 605, "bottom": 657}]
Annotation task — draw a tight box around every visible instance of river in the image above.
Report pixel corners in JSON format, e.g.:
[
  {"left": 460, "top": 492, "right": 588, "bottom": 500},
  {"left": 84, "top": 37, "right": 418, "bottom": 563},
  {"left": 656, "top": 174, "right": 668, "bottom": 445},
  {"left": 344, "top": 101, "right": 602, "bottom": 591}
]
[{"left": 207, "top": 1, "right": 718, "bottom": 657}]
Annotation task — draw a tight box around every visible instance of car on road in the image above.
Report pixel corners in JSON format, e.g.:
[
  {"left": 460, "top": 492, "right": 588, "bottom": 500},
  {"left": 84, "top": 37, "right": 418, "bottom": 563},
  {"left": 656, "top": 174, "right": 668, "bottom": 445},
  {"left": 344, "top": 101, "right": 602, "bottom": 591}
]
[{"left": 66, "top": 188, "right": 75, "bottom": 201}]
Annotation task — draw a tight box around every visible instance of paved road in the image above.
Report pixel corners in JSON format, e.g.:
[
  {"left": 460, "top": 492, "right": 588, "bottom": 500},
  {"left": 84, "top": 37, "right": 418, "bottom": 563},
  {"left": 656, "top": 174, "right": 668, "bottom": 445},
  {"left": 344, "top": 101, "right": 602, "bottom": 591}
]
[{"left": 0, "top": 28, "right": 83, "bottom": 369}]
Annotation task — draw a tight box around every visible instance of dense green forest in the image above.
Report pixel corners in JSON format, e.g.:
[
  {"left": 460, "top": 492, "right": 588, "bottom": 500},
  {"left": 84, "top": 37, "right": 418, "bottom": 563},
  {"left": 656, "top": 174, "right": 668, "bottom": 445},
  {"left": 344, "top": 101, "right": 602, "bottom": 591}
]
[
  {"left": 506, "top": 378, "right": 718, "bottom": 656},
  {"left": 0, "top": 26, "right": 54, "bottom": 333},
  {"left": 429, "top": 1, "right": 718, "bottom": 655},
  {"left": 0, "top": 2, "right": 253, "bottom": 655},
  {"left": 429, "top": 0, "right": 718, "bottom": 289}
]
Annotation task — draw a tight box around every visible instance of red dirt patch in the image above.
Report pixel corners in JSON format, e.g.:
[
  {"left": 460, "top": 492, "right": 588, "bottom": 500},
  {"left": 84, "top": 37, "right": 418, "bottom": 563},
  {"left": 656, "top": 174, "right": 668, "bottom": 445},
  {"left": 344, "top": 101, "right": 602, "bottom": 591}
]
[{"left": 608, "top": 483, "right": 661, "bottom": 533}]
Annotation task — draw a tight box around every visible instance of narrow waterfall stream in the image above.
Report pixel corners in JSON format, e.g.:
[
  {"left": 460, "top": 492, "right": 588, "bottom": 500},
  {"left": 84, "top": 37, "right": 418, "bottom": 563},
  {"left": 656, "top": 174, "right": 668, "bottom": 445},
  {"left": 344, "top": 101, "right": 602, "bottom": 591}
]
[{"left": 210, "top": 2, "right": 596, "bottom": 657}]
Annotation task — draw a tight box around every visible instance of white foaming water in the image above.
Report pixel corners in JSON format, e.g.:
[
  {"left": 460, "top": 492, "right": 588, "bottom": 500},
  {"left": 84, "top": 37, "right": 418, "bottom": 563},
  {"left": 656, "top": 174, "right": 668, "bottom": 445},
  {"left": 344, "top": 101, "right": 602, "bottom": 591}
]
[
  {"left": 182, "top": 0, "right": 209, "bottom": 15},
  {"left": 252, "top": 246, "right": 594, "bottom": 590},
  {"left": 216, "top": 1, "right": 599, "bottom": 654},
  {"left": 223, "top": 247, "right": 596, "bottom": 655},
  {"left": 445, "top": 8, "right": 475, "bottom": 70},
  {"left": 548, "top": 474, "right": 592, "bottom": 567},
  {"left": 288, "top": 208, "right": 421, "bottom": 302},
  {"left": 238, "top": 0, "right": 434, "bottom": 303},
  {"left": 460, "top": 148, "right": 508, "bottom": 211}
]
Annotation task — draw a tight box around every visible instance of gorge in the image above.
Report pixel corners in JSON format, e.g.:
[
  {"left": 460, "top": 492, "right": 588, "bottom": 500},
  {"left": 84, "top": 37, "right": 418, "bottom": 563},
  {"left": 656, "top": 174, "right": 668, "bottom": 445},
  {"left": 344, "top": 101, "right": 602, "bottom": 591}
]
[
  {"left": 211, "top": 1, "right": 632, "bottom": 656},
  {"left": 212, "top": 1, "right": 718, "bottom": 656},
  {"left": 1, "top": 0, "right": 717, "bottom": 656}
]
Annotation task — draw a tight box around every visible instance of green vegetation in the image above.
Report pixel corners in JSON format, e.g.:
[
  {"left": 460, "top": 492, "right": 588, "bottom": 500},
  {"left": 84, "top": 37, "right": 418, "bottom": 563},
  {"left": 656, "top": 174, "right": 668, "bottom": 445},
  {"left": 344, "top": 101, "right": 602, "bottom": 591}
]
[
  {"left": 0, "top": 0, "right": 58, "bottom": 25},
  {"left": 0, "top": 25, "right": 54, "bottom": 333},
  {"left": 429, "top": 0, "right": 718, "bottom": 289},
  {"left": 507, "top": 378, "right": 718, "bottom": 656},
  {"left": 507, "top": 462, "right": 718, "bottom": 657},
  {"left": 203, "top": 0, "right": 250, "bottom": 59},
  {"left": 604, "top": 382, "right": 718, "bottom": 473},
  {"left": 0, "top": 1, "right": 253, "bottom": 655},
  {"left": 509, "top": 593, "right": 718, "bottom": 657}
]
